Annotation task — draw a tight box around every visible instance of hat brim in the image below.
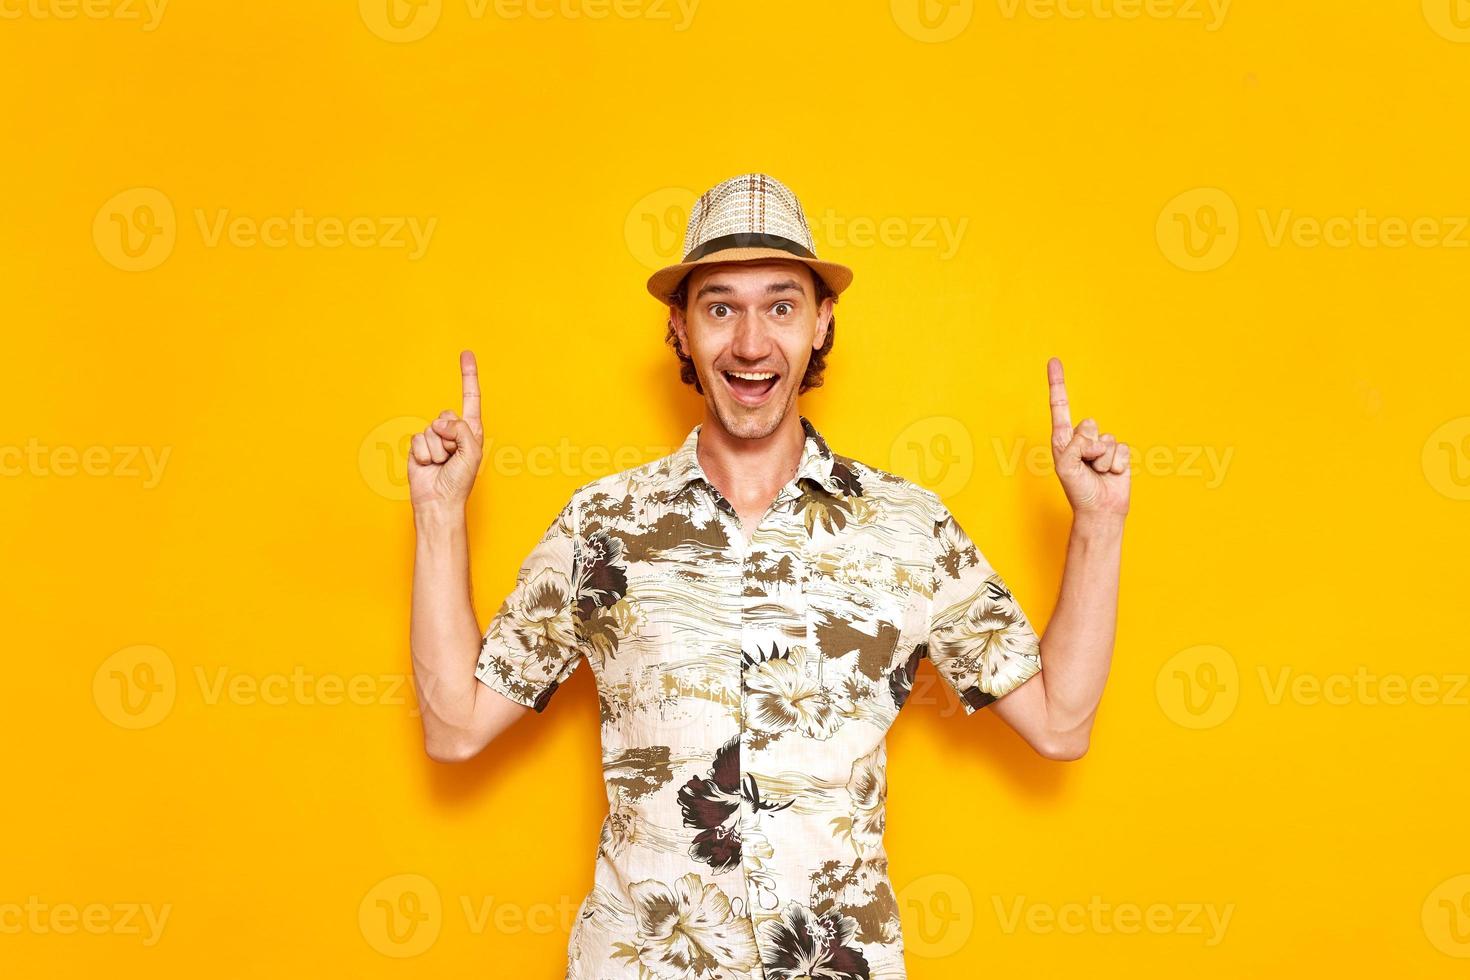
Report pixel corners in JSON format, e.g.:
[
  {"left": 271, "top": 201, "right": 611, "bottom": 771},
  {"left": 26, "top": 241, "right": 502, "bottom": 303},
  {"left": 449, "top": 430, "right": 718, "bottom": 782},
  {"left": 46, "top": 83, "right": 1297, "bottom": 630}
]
[{"left": 646, "top": 247, "right": 854, "bottom": 303}]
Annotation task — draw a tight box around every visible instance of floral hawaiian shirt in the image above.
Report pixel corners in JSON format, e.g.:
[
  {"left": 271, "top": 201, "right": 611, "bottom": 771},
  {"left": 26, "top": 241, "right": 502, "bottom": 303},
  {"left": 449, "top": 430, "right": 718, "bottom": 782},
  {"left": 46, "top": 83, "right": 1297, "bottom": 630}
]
[{"left": 474, "top": 415, "right": 1043, "bottom": 980}]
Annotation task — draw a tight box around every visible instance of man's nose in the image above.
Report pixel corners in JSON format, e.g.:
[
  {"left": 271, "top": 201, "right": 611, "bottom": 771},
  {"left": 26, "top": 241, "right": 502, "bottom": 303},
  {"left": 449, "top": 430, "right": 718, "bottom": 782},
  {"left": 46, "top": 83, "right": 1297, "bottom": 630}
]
[{"left": 730, "top": 312, "right": 773, "bottom": 360}]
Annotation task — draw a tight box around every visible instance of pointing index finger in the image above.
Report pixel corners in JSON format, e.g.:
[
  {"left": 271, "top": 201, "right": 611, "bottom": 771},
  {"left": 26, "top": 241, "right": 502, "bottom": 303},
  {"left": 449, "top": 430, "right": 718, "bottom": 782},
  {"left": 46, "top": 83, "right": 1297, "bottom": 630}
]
[
  {"left": 460, "top": 350, "right": 481, "bottom": 424},
  {"left": 1048, "top": 356, "right": 1073, "bottom": 445}
]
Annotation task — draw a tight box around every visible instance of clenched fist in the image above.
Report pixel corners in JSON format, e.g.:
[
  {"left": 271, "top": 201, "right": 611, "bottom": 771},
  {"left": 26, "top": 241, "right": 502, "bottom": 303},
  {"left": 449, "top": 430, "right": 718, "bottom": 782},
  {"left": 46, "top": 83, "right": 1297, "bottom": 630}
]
[{"left": 408, "top": 350, "right": 485, "bottom": 511}]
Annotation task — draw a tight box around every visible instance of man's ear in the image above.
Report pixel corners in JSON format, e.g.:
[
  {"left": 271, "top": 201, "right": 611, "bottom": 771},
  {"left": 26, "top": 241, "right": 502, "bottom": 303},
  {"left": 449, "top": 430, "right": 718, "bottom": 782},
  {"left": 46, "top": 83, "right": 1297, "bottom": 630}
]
[
  {"left": 669, "top": 304, "right": 688, "bottom": 355},
  {"left": 813, "top": 296, "right": 834, "bottom": 349}
]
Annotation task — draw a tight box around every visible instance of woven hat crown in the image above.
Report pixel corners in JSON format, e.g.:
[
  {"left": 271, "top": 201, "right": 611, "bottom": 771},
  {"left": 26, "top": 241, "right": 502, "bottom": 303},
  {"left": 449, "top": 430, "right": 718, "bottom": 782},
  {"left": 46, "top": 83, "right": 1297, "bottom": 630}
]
[
  {"left": 644, "top": 172, "right": 852, "bottom": 302},
  {"left": 682, "top": 173, "right": 819, "bottom": 260}
]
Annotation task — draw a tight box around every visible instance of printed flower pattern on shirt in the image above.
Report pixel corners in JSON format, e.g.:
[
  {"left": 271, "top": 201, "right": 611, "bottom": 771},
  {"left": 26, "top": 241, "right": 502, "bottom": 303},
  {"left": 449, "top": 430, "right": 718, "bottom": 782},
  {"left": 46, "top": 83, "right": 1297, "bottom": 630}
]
[
  {"left": 474, "top": 415, "right": 1043, "bottom": 979},
  {"left": 757, "top": 902, "right": 871, "bottom": 980},
  {"left": 743, "top": 644, "right": 848, "bottom": 743},
  {"left": 618, "top": 873, "right": 759, "bottom": 979}
]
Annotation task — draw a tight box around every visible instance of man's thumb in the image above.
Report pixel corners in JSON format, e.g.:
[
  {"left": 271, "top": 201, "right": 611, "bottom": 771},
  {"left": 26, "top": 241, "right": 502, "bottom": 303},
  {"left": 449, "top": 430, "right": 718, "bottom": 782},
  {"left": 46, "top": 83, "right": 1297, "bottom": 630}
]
[
  {"left": 1055, "top": 426, "right": 1083, "bottom": 461},
  {"left": 1059, "top": 429, "right": 1101, "bottom": 478},
  {"left": 434, "top": 418, "right": 482, "bottom": 465},
  {"left": 454, "top": 420, "right": 483, "bottom": 460}
]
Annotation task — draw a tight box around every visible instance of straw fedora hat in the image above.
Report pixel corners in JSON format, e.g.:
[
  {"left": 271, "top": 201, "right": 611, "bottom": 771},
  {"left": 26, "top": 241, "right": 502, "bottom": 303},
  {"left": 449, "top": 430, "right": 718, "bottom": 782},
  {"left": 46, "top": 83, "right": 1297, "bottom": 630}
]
[{"left": 645, "top": 173, "right": 854, "bottom": 303}]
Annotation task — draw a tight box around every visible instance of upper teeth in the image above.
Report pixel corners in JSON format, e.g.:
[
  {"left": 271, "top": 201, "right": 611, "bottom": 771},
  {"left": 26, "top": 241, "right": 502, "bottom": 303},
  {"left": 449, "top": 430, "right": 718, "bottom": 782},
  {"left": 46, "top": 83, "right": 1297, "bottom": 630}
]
[{"left": 728, "top": 371, "right": 776, "bottom": 380}]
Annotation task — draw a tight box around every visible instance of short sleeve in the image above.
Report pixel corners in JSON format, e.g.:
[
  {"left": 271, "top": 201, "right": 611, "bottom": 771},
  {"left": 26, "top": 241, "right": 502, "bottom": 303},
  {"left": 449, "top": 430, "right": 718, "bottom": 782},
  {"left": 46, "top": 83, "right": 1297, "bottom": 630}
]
[
  {"left": 922, "top": 497, "right": 1042, "bottom": 714},
  {"left": 474, "top": 494, "right": 583, "bottom": 713}
]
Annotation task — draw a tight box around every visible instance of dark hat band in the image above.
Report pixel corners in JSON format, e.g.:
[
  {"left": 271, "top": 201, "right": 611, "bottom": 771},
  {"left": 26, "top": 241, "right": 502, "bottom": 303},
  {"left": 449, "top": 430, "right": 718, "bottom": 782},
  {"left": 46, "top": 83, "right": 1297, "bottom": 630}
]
[{"left": 682, "top": 232, "right": 816, "bottom": 263}]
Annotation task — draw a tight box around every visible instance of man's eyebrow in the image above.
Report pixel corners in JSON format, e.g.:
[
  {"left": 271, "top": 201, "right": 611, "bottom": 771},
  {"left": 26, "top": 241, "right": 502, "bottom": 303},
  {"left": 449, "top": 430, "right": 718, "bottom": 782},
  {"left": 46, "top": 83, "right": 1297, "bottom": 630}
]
[
  {"left": 693, "top": 279, "right": 807, "bottom": 301},
  {"left": 693, "top": 282, "right": 734, "bottom": 301}
]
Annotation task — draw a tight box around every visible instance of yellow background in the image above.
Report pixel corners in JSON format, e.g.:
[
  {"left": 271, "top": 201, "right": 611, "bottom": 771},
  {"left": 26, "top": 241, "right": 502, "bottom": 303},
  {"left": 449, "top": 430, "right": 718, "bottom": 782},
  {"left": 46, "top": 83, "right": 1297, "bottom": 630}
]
[{"left": 3, "top": 0, "right": 1468, "bottom": 975}]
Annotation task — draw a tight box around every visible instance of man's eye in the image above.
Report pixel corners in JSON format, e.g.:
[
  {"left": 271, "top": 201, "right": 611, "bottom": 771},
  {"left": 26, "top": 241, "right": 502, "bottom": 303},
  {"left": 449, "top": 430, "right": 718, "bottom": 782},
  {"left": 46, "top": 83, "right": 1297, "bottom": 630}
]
[
  {"left": 772, "top": 302, "right": 792, "bottom": 316},
  {"left": 710, "top": 304, "right": 731, "bottom": 317}
]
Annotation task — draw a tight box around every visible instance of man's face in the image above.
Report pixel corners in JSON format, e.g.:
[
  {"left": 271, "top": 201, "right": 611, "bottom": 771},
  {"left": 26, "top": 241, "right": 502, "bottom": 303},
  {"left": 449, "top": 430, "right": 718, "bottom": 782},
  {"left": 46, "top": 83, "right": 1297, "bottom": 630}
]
[{"left": 669, "top": 260, "right": 834, "bottom": 441}]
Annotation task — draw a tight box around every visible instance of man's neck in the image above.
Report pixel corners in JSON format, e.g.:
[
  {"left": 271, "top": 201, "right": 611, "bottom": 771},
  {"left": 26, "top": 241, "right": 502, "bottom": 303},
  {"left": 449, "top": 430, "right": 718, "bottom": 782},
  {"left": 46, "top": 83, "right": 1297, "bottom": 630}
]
[{"left": 695, "top": 407, "right": 805, "bottom": 514}]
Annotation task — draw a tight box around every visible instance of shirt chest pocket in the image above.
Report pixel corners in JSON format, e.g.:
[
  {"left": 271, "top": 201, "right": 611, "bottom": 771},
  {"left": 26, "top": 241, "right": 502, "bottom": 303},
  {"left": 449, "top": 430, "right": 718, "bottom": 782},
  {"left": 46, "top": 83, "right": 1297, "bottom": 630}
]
[{"left": 802, "top": 552, "right": 920, "bottom": 711}]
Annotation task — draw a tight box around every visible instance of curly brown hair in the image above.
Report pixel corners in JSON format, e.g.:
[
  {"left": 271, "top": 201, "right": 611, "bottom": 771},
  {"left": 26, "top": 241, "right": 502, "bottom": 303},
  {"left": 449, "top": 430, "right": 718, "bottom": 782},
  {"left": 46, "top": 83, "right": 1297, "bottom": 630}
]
[{"left": 663, "top": 265, "right": 838, "bottom": 395}]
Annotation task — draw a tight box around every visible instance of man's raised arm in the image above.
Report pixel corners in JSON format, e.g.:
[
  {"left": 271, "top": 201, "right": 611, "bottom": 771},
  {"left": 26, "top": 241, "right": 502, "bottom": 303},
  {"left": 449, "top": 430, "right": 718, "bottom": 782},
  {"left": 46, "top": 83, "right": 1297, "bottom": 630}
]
[
  {"left": 408, "top": 350, "right": 530, "bottom": 763},
  {"left": 989, "top": 356, "right": 1129, "bottom": 759}
]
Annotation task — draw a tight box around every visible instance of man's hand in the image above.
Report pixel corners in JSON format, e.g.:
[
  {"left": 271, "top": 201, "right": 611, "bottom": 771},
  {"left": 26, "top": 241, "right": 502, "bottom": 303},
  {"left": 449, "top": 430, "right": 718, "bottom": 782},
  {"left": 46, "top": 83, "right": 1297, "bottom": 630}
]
[
  {"left": 1048, "top": 356, "right": 1130, "bottom": 517},
  {"left": 408, "top": 350, "right": 485, "bottom": 511}
]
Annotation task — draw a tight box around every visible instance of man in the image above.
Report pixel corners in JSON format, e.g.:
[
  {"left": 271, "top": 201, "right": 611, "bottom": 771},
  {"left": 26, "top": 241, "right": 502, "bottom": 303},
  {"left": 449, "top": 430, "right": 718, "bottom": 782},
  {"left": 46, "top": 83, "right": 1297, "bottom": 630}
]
[{"left": 408, "top": 174, "right": 1127, "bottom": 979}]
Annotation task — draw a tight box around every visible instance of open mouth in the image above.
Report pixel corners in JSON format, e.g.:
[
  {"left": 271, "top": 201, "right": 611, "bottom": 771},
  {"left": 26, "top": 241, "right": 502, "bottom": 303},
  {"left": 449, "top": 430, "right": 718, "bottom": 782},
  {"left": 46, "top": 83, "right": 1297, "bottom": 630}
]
[{"left": 722, "top": 369, "right": 781, "bottom": 405}]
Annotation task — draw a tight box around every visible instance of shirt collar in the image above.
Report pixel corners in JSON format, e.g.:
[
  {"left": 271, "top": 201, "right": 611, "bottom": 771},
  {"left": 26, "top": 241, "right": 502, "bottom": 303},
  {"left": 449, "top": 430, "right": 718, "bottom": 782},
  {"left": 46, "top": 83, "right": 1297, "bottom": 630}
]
[{"left": 665, "top": 414, "right": 859, "bottom": 500}]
